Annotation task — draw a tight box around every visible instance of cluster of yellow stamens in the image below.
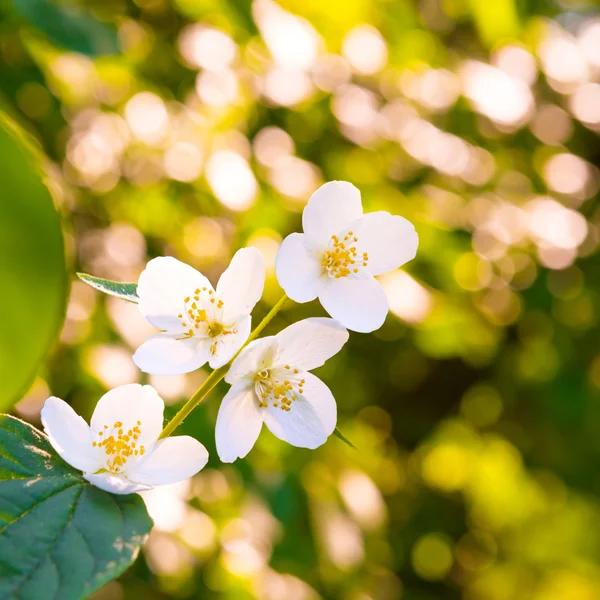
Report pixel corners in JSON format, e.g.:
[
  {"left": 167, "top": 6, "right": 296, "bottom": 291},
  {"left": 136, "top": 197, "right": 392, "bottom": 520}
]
[
  {"left": 177, "top": 287, "right": 226, "bottom": 339},
  {"left": 321, "top": 231, "right": 369, "bottom": 278},
  {"left": 254, "top": 365, "right": 305, "bottom": 412},
  {"left": 92, "top": 420, "right": 145, "bottom": 473}
]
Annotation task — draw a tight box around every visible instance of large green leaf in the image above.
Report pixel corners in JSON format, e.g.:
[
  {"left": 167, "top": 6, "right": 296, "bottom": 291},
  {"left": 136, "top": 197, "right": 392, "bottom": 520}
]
[
  {"left": 77, "top": 273, "right": 139, "bottom": 304},
  {"left": 11, "top": 0, "right": 119, "bottom": 56},
  {"left": 0, "top": 114, "right": 67, "bottom": 411},
  {"left": 0, "top": 415, "right": 152, "bottom": 600}
]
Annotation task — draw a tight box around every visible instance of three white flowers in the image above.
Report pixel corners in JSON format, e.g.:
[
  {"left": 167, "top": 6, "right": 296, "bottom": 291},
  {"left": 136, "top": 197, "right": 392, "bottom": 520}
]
[{"left": 42, "top": 180, "right": 418, "bottom": 494}]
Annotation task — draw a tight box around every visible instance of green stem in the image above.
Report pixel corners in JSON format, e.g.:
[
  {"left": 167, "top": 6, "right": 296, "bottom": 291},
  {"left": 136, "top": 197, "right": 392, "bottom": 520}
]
[
  {"left": 158, "top": 294, "right": 288, "bottom": 439},
  {"left": 241, "top": 293, "right": 289, "bottom": 347}
]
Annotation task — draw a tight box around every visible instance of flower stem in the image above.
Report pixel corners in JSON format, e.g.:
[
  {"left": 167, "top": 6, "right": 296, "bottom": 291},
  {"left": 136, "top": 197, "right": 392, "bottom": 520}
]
[
  {"left": 159, "top": 293, "right": 289, "bottom": 439},
  {"left": 241, "top": 293, "right": 289, "bottom": 347}
]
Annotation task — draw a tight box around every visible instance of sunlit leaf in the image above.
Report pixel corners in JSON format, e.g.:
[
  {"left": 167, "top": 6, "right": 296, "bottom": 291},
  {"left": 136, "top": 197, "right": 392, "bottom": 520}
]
[
  {"left": 11, "top": 0, "right": 119, "bottom": 56},
  {"left": 77, "top": 273, "right": 139, "bottom": 304},
  {"left": 0, "top": 415, "right": 152, "bottom": 600},
  {"left": 0, "top": 114, "right": 67, "bottom": 411}
]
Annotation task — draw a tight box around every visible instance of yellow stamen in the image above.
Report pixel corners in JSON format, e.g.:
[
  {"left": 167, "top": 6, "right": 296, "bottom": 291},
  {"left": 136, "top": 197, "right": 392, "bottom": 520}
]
[{"left": 321, "top": 231, "right": 367, "bottom": 279}]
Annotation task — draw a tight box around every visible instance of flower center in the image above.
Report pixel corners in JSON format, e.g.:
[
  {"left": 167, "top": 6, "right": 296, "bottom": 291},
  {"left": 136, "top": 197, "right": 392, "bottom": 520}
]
[
  {"left": 254, "top": 365, "right": 305, "bottom": 411},
  {"left": 177, "top": 287, "right": 226, "bottom": 339},
  {"left": 92, "top": 420, "right": 145, "bottom": 474},
  {"left": 321, "top": 231, "right": 368, "bottom": 278},
  {"left": 208, "top": 322, "right": 224, "bottom": 337}
]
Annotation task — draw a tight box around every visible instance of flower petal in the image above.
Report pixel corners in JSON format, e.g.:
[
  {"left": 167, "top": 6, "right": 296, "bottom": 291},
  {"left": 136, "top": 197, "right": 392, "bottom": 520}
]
[
  {"left": 208, "top": 316, "right": 251, "bottom": 369},
  {"left": 224, "top": 337, "right": 279, "bottom": 384},
  {"left": 302, "top": 181, "right": 363, "bottom": 249},
  {"left": 84, "top": 473, "right": 151, "bottom": 495},
  {"left": 352, "top": 211, "right": 418, "bottom": 276},
  {"left": 318, "top": 276, "right": 388, "bottom": 333},
  {"left": 133, "top": 333, "right": 211, "bottom": 375},
  {"left": 127, "top": 436, "right": 209, "bottom": 486},
  {"left": 275, "top": 233, "right": 321, "bottom": 303},
  {"left": 263, "top": 372, "right": 336, "bottom": 449},
  {"left": 274, "top": 318, "right": 348, "bottom": 371},
  {"left": 41, "top": 397, "right": 100, "bottom": 473},
  {"left": 90, "top": 384, "right": 165, "bottom": 452},
  {"left": 216, "top": 383, "right": 263, "bottom": 462},
  {"left": 137, "top": 256, "right": 213, "bottom": 330},
  {"left": 216, "top": 247, "right": 265, "bottom": 322}
]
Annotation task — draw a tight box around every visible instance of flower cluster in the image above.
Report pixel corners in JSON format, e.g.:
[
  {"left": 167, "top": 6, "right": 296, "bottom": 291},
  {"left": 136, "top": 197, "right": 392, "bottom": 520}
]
[{"left": 43, "top": 181, "right": 418, "bottom": 494}]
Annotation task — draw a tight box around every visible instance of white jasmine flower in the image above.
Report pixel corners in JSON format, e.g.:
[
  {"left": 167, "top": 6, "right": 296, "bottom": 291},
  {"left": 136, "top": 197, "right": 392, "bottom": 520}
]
[
  {"left": 275, "top": 181, "right": 418, "bottom": 332},
  {"left": 41, "top": 384, "right": 208, "bottom": 495},
  {"left": 133, "top": 248, "right": 265, "bottom": 375},
  {"left": 216, "top": 318, "right": 349, "bottom": 462}
]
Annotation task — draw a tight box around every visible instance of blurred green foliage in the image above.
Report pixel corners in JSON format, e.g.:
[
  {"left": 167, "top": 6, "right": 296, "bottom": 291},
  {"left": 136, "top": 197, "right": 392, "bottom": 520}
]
[
  {"left": 10, "top": 0, "right": 119, "bottom": 56},
  {"left": 1, "top": 0, "right": 600, "bottom": 599}
]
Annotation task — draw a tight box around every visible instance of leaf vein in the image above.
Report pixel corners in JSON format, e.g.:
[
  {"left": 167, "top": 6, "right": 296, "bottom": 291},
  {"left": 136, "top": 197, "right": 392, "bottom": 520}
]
[
  {"left": 8, "top": 485, "right": 84, "bottom": 595},
  {"left": 0, "top": 481, "right": 80, "bottom": 535}
]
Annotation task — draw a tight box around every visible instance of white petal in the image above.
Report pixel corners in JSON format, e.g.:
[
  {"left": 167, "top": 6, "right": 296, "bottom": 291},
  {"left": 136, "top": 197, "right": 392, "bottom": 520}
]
[
  {"left": 318, "top": 276, "right": 388, "bottom": 333},
  {"left": 224, "top": 337, "right": 279, "bottom": 384},
  {"left": 208, "top": 316, "right": 251, "bottom": 369},
  {"left": 216, "top": 383, "right": 263, "bottom": 462},
  {"left": 274, "top": 318, "right": 348, "bottom": 371},
  {"left": 302, "top": 181, "right": 363, "bottom": 250},
  {"left": 84, "top": 473, "right": 151, "bottom": 495},
  {"left": 275, "top": 233, "right": 321, "bottom": 303},
  {"left": 41, "top": 397, "right": 100, "bottom": 473},
  {"left": 352, "top": 212, "right": 418, "bottom": 276},
  {"left": 137, "top": 256, "right": 213, "bottom": 330},
  {"left": 127, "top": 436, "right": 209, "bottom": 485},
  {"left": 133, "top": 333, "right": 211, "bottom": 375},
  {"left": 90, "top": 384, "right": 165, "bottom": 452},
  {"left": 263, "top": 372, "right": 336, "bottom": 449},
  {"left": 216, "top": 247, "right": 265, "bottom": 322}
]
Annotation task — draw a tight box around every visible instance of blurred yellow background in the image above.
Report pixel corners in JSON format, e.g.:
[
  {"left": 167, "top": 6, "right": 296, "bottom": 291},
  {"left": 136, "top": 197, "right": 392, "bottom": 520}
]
[{"left": 3, "top": 0, "right": 600, "bottom": 598}]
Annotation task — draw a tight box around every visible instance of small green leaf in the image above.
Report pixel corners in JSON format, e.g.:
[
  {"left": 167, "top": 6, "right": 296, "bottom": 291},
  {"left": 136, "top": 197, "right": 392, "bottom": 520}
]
[
  {"left": 0, "top": 113, "right": 67, "bottom": 411},
  {"left": 0, "top": 415, "right": 152, "bottom": 600},
  {"left": 333, "top": 427, "right": 356, "bottom": 449},
  {"left": 77, "top": 273, "right": 139, "bottom": 304},
  {"left": 11, "top": 0, "right": 120, "bottom": 56}
]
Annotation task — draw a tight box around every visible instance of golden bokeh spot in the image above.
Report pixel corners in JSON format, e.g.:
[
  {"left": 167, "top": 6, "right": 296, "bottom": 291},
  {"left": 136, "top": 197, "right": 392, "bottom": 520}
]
[
  {"left": 421, "top": 443, "right": 470, "bottom": 491},
  {"left": 411, "top": 533, "right": 453, "bottom": 581},
  {"left": 460, "top": 384, "right": 503, "bottom": 428}
]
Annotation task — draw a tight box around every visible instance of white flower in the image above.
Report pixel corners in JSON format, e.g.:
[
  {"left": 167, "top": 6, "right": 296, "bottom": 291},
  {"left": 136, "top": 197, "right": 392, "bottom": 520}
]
[
  {"left": 215, "top": 317, "right": 349, "bottom": 462},
  {"left": 275, "top": 181, "right": 418, "bottom": 332},
  {"left": 41, "top": 384, "right": 209, "bottom": 495},
  {"left": 133, "top": 248, "right": 265, "bottom": 375}
]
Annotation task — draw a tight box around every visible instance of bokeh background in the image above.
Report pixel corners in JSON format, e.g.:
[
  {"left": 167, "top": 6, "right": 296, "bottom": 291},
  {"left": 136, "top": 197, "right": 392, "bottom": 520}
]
[{"left": 2, "top": 0, "right": 600, "bottom": 598}]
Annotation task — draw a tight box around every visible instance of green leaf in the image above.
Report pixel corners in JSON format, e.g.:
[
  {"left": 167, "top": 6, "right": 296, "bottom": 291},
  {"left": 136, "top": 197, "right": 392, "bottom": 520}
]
[
  {"left": 11, "top": 0, "right": 119, "bottom": 56},
  {"left": 333, "top": 427, "right": 356, "bottom": 449},
  {"left": 0, "top": 415, "right": 152, "bottom": 600},
  {"left": 77, "top": 273, "right": 139, "bottom": 304},
  {"left": 0, "top": 113, "right": 67, "bottom": 411}
]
